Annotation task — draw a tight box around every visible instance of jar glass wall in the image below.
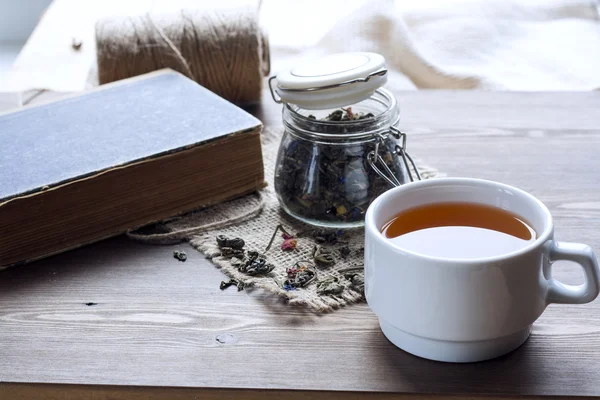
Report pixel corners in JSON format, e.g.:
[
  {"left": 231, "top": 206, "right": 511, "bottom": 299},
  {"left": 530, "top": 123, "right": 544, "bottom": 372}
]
[{"left": 274, "top": 89, "right": 409, "bottom": 228}]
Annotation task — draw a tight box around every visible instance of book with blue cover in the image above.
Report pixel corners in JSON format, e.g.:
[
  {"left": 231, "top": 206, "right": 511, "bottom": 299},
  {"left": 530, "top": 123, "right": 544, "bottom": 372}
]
[{"left": 0, "top": 69, "right": 264, "bottom": 267}]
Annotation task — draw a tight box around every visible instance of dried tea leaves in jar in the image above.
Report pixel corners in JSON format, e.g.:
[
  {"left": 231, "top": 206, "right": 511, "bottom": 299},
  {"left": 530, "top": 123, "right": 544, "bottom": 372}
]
[
  {"left": 274, "top": 108, "right": 405, "bottom": 225},
  {"left": 308, "top": 107, "right": 374, "bottom": 122}
]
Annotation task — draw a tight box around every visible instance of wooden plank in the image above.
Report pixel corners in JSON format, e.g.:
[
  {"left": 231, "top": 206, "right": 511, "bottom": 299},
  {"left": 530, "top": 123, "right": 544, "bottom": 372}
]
[
  {"left": 0, "top": 383, "right": 590, "bottom": 400},
  {"left": 396, "top": 90, "right": 600, "bottom": 130},
  {"left": 0, "top": 90, "right": 599, "bottom": 398}
]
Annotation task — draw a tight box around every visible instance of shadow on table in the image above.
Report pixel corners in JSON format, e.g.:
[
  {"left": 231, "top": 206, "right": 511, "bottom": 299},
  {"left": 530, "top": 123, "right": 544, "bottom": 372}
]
[
  {"left": 370, "top": 328, "right": 561, "bottom": 396},
  {"left": 0, "top": 235, "right": 170, "bottom": 297}
]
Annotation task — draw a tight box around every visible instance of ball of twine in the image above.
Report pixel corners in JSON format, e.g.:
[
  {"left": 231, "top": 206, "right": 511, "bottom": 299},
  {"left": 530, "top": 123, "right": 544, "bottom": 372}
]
[{"left": 95, "top": 8, "right": 270, "bottom": 105}]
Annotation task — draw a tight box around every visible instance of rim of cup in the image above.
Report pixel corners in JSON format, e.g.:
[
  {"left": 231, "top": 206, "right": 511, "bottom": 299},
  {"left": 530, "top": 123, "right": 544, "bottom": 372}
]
[{"left": 365, "top": 177, "right": 554, "bottom": 265}]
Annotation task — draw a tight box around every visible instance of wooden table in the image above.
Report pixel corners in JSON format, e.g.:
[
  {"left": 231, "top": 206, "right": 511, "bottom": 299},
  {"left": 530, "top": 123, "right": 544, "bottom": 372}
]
[{"left": 1, "top": 88, "right": 599, "bottom": 399}]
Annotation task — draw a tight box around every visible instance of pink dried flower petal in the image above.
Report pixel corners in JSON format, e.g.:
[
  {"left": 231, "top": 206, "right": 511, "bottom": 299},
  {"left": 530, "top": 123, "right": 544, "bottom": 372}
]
[{"left": 281, "top": 239, "right": 297, "bottom": 251}]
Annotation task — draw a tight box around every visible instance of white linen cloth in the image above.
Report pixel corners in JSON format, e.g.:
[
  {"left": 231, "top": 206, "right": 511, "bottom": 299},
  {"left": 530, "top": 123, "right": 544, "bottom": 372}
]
[
  {"left": 2, "top": 0, "right": 599, "bottom": 92},
  {"left": 264, "top": 0, "right": 600, "bottom": 90}
]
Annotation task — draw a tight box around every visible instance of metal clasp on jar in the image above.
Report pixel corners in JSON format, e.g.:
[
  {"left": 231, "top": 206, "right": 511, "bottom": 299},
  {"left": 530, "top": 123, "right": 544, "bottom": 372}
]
[{"left": 367, "top": 126, "right": 421, "bottom": 187}]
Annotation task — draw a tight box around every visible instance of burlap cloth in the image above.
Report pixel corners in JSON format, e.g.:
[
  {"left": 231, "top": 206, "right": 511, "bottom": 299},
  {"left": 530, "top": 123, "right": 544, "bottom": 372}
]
[{"left": 130, "top": 128, "right": 442, "bottom": 312}]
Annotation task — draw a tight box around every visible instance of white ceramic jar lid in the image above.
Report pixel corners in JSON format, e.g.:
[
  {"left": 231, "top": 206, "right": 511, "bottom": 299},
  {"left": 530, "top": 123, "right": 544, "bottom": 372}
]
[{"left": 269, "top": 52, "right": 388, "bottom": 110}]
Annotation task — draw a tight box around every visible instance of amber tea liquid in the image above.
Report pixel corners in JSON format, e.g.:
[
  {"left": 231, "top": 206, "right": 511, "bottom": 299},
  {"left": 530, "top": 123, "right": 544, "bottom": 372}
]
[{"left": 381, "top": 202, "right": 537, "bottom": 259}]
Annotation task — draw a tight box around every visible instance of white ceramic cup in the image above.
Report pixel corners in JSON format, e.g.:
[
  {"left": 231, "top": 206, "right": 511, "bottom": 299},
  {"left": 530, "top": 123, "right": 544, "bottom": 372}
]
[{"left": 365, "top": 177, "right": 600, "bottom": 363}]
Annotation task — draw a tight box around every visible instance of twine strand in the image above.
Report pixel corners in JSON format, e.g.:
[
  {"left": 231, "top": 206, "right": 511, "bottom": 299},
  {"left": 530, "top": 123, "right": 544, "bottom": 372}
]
[{"left": 145, "top": 12, "right": 196, "bottom": 81}]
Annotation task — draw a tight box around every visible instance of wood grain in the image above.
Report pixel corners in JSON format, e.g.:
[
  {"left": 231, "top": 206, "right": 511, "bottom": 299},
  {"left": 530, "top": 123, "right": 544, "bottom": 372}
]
[
  {"left": 1, "top": 89, "right": 600, "bottom": 399},
  {"left": 0, "top": 384, "right": 594, "bottom": 400}
]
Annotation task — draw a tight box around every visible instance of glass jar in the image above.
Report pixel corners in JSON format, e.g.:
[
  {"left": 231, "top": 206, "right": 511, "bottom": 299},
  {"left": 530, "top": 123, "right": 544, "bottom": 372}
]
[{"left": 274, "top": 88, "right": 418, "bottom": 228}]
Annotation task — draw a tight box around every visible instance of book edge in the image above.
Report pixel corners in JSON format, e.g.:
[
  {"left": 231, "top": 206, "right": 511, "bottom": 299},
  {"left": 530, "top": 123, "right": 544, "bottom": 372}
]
[
  {"left": 0, "top": 124, "right": 263, "bottom": 205},
  {"left": 1, "top": 129, "right": 266, "bottom": 268},
  {"left": 2, "top": 186, "right": 266, "bottom": 269}
]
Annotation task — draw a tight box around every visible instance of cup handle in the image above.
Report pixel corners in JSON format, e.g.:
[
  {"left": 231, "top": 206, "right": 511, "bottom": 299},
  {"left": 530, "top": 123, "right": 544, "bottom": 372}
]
[{"left": 545, "top": 241, "right": 600, "bottom": 304}]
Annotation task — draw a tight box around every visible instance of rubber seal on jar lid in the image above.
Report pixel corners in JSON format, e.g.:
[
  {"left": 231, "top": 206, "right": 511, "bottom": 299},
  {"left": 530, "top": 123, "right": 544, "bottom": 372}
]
[{"left": 269, "top": 52, "right": 388, "bottom": 110}]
